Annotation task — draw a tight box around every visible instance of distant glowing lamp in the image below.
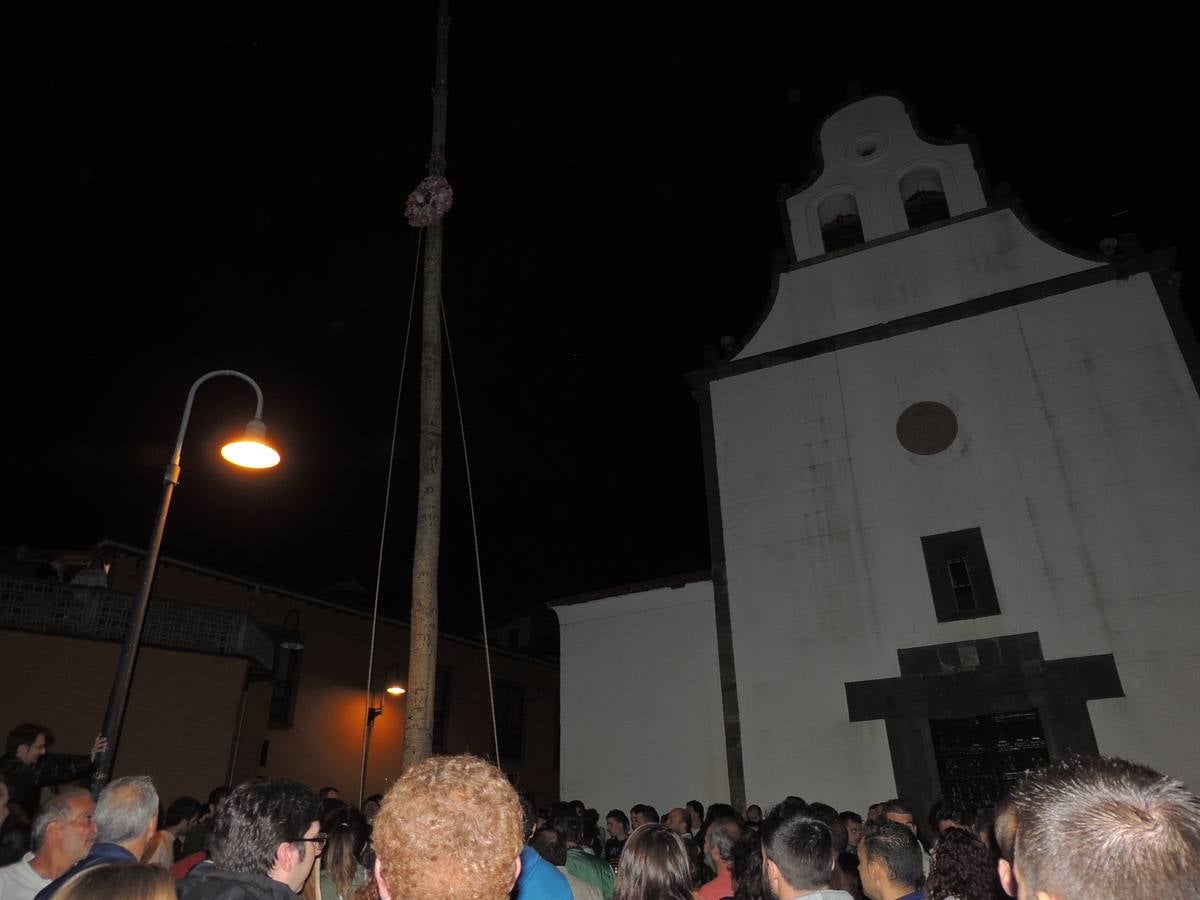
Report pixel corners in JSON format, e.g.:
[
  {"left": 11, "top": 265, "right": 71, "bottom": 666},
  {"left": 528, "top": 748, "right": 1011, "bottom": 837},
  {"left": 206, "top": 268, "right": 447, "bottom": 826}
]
[
  {"left": 221, "top": 418, "right": 281, "bottom": 469},
  {"left": 362, "top": 663, "right": 406, "bottom": 804}
]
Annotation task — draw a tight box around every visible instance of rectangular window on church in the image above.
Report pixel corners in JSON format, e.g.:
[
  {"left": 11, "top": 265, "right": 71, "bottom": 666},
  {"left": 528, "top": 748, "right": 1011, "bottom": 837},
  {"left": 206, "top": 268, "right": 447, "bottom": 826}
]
[{"left": 921, "top": 528, "right": 1000, "bottom": 622}]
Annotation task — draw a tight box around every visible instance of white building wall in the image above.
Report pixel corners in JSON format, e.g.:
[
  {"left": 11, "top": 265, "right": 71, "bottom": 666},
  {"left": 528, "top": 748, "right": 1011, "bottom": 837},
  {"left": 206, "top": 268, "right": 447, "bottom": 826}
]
[
  {"left": 738, "top": 208, "right": 1099, "bottom": 359},
  {"left": 554, "top": 580, "right": 729, "bottom": 815},
  {"left": 712, "top": 272, "right": 1200, "bottom": 810}
]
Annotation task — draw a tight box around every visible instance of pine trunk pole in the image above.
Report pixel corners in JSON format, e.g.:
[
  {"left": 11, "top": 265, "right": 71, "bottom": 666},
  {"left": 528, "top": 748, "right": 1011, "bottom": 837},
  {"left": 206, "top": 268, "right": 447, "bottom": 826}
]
[{"left": 403, "top": 0, "right": 450, "bottom": 769}]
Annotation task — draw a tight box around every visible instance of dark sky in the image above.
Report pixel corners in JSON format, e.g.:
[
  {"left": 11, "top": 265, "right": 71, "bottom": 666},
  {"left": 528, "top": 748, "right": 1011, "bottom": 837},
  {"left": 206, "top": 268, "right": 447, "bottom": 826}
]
[{"left": 5, "top": 8, "right": 1188, "bottom": 634}]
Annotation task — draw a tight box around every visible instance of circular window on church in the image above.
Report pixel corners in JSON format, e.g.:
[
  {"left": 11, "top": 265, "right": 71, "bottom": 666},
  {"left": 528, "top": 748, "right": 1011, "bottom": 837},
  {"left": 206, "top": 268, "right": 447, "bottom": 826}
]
[{"left": 896, "top": 401, "right": 958, "bottom": 455}]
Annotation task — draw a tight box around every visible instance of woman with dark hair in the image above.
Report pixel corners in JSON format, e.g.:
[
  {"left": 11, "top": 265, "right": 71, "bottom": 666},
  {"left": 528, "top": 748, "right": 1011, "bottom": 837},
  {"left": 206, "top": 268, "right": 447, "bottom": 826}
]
[
  {"left": 924, "top": 825, "right": 1004, "bottom": 900},
  {"left": 730, "top": 832, "right": 766, "bottom": 900},
  {"left": 613, "top": 823, "right": 694, "bottom": 900},
  {"left": 319, "top": 804, "right": 371, "bottom": 900}
]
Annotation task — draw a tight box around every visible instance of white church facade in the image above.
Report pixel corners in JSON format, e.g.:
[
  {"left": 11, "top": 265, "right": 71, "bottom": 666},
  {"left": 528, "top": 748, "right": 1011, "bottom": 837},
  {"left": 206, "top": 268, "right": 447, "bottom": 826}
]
[{"left": 553, "top": 96, "right": 1199, "bottom": 821}]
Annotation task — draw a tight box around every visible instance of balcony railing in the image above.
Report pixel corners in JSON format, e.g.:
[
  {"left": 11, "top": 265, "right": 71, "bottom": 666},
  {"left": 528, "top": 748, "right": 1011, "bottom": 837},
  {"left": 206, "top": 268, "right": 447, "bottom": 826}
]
[{"left": 0, "top": 576, "right": 276, "bottom": 671}]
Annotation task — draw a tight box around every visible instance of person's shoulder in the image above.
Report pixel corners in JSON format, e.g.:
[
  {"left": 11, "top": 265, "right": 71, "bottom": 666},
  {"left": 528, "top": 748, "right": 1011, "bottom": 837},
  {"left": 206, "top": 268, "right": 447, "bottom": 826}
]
[{"left": 177, "top": 866, "right": 294, "bottom": 900}]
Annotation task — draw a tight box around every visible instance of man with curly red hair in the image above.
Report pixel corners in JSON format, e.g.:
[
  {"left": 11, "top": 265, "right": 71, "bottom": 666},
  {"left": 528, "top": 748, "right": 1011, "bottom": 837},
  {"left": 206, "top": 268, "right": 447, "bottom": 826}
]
[{"left": 372, "top": 754, "right": 525, "bottom": 900}]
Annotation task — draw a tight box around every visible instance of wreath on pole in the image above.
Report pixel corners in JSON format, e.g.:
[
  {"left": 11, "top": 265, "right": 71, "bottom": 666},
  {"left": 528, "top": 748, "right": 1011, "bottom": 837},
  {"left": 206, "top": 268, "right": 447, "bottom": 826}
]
[{"left": 405, "top": 175, "right": 453, "bottom": 227}]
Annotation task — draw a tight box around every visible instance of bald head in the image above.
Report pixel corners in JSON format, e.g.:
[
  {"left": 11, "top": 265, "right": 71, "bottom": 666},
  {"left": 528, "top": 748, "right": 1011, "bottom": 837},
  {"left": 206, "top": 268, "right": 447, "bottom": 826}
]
[{"left": 666, "top": 808, "right": 690, "bottom": 835}]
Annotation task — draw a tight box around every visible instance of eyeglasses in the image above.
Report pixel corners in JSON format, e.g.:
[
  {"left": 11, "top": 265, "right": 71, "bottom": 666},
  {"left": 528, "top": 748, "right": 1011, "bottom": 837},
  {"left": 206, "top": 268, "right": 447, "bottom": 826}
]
[{"left": 294, "top": 833, "right": 328, "bottom": 854}]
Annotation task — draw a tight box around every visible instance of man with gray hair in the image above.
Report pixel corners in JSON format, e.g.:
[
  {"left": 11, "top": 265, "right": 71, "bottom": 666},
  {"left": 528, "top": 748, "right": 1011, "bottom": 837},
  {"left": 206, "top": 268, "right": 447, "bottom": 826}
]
[
  {"left": 0, "top": 789, "right": 96, "bottom": 900},
  {"left": 698, "top": 815, "right": 743, "bottom": 900},
  {"left": 34, "top": 775, "right": 158, "bottom": 900}
]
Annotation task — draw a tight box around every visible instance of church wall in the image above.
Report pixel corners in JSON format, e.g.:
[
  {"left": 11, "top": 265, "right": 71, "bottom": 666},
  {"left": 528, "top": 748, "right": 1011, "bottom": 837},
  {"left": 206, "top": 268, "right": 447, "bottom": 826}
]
[
  {"left": 738, "top": 209, "right": 1099, "bottom": 359},
  {"left": 712, "top": 271, "right": 1200, "bottom": 811},
  {"left": 554, "top": 580, "right": 729, "bottom": 816}
]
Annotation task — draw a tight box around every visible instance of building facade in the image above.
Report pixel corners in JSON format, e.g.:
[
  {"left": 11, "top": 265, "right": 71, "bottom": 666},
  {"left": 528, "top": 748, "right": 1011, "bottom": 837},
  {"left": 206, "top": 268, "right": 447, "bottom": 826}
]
[
  {"left": 556, "top": 96, "right": 1199, "bottom": 822},
  {"left": 1, "top": 541, "right": 559, "bottom": 807}
]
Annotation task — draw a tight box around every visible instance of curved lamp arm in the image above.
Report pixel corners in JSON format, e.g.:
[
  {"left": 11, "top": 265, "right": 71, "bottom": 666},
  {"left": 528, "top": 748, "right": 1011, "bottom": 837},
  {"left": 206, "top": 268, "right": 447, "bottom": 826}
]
[{"left": 172, "top": 369, "right": 266, "bottom": 469}]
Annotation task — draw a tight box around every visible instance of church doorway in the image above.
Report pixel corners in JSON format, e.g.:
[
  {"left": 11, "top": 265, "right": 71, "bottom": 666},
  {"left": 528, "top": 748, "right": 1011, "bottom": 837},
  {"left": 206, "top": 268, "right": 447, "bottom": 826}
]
[{"left": 930, "top": 709, "right": 1050, "bottom": 809}]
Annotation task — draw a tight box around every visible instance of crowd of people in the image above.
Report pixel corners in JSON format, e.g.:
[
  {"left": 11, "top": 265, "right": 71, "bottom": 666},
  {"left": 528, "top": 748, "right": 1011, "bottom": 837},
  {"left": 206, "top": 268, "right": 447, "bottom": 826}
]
[{"left": 1, "top": 721, "right": 1198, "bottom": 898}]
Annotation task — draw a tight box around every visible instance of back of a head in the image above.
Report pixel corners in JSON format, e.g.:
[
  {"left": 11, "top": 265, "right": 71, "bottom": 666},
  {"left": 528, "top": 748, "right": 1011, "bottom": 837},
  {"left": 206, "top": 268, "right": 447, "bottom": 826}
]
[
  {"left": 859, "top": 821, "right": 923, "bottom": 892},
  {"left": 207, "top": 785, "right": 232, "bottom": 809},
  {"left": 373, "top": 754, "right": 523, "bottom": 900},
  {"left": 614, "top": 823, "right": 694, "bottom": 900},
  {"left": 766, "top": 797, "right": 808, "bottom": 823},
  {"left": 731, "top": 833, "right": 766, "bottom": 900},
  {"left": 0, "top": 821, "right": 32, "bottom": 866},
  {"left": 96, "top": 776, "right": 159, "bottom": 845},
  {"left": 531, "top": 827, "right": 568, "bottom": 867},
  {"left": 1010, "top": 755, "right": 1200, "bottom": 899},
  {"left": 632, "top": 804, "right": 661, "bottom": 825},
  {"left": 881, "top": 798, "right": 913, "bottom": 819},
  {"left": 208, "top": 779, "right": 319, "bottom": 876},
  {"left": 519, "top": 793, "right": 538, "bottom": 841},
  {"left": 761, "top": 811, "right": 834, "bottom": 894},
  {"left": 321, "top": 804, "right": 371, "bottom": 894},
  {"left": 552, "top": 812, "right": 583, "bottom": 846},
  {"left": 806, "top": 802, "right": 838, "bottom": 825},
  {"left": 705, "top": 815, "right": 744, "bottom": 865},
  {"left": 923, "top": 823, "right": 998, "bottom": 900},
  {"left": 56, "top": 863, "right": 175, "bottom": 900},
  {"left": 163, "top": 796, "right": 200, "bottom": 829}
]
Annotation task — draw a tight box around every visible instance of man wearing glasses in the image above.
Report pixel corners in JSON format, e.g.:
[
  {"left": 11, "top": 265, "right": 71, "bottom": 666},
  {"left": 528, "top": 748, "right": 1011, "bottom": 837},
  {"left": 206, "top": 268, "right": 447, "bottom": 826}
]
[
  {"left": 0, "top": 789, "right": 96, "bottom": 900},
  {"left": 178, "top": 779, "right": 322, "bottom": 898}
]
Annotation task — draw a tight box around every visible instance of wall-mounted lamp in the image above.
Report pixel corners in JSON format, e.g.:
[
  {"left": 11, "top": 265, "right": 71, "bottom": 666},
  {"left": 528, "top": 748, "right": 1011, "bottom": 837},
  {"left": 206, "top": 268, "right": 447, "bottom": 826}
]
[
  {"left": 278, "top": 608, "right": 305, "bottom": 651},
  {"left": 361, "top": 663, "right": 405, "bottom": 804}
]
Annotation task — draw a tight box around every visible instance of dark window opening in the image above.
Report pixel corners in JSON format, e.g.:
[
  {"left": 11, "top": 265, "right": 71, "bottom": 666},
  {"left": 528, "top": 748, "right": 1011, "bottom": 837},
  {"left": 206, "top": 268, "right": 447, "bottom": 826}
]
[
  {"left": 901, "top": 168, "right": 951, "bottom": 228},
  {"left": 432, "top": 669, "right": 450, "bottom": 752},
  {"left": 921, "top": 528, "right": 1000, "bottom": 622},
  {"left": 947, "top": 557, "right": 975, "bottom": 610},
  {"left": 819, "top": 193, "right": 865, "bottom": 252},
  {"left": 494, "top": 683, "right": 525, "bottom": 761}
]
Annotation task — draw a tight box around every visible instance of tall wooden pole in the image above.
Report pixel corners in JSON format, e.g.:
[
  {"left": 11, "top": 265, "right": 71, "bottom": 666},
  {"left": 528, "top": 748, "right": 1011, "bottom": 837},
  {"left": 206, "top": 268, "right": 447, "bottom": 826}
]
[{"left": 403, "top": 0, "right": 450, "bottom": 768}]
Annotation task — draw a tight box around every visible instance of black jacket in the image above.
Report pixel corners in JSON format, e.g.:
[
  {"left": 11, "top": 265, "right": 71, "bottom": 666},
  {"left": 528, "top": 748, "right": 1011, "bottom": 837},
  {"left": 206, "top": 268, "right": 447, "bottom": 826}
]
[
  {"left": 177, "top": 861, "right": 298, "bottom": 900},
  {"left": 0, "top": 752, "right": 94, "bottom": 818}
]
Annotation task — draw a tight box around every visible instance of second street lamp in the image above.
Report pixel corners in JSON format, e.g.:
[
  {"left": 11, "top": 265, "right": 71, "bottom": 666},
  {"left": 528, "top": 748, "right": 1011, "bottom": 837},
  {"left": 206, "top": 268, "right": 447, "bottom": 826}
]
[
  {"left": 360, "top": 663, "right": 405, "bottom": 805},
  {"left": 90, "top": 369, "right": 280, "bottom": 793}
]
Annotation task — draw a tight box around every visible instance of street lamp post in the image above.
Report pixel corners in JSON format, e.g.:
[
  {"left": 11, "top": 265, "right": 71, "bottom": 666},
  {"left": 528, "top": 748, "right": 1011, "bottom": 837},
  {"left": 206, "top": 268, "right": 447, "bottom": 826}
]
[
  {"left": 359, "top": 664, "right": 405, "bottom": 805},
  {"left": 90, "top": 369, "right": 280, "bottom": 793}
]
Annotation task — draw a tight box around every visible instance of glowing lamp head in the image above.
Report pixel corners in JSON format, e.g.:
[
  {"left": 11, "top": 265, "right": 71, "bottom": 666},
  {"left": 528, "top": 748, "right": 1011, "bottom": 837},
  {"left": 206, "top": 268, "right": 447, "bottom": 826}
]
[
  {"left": 221, "top": 417, "right": 280, "bottom": 469},
  {"left": 386, "top": 684, "right": 406, "bottom": 697}
]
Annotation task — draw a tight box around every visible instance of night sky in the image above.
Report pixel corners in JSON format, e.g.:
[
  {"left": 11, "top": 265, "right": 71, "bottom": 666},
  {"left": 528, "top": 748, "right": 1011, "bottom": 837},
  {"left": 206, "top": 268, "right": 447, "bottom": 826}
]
[{"left": 5, "top": 9, "right": 1189, "bottom": 635}]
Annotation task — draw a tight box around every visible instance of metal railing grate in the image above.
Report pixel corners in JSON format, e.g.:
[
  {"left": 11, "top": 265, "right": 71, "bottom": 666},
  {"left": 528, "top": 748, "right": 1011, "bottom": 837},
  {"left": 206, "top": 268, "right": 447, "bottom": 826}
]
[{"left": 0, "top": 577, "right": 275, "bottom": 671}]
